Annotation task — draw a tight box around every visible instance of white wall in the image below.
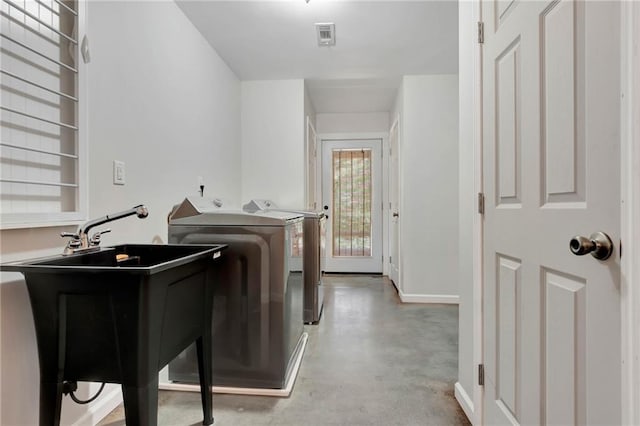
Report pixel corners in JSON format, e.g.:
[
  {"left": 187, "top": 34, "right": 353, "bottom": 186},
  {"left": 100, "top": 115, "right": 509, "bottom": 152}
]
[
  {"left": 397, "top": 75, "right": 459, "bottom": 300},
  {"left": 241, "top": 80, "right": 305, "bottom": 208},
  {"left": 0, "top": 1, "right": 241, "bottom": 424},
  {"left": 316, "top": 112, "right": 389, "bottom": 134},
  {"left": 88, "top": 1, "right": 242, "bottom": 237}
]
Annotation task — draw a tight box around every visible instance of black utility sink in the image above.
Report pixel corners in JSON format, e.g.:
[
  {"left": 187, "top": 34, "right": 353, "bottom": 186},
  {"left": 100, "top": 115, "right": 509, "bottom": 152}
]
[
  {"left": 1, "top": 244, "right": 226, "bottom": 426},
  {"left": 21, "top": 244, "right": 221, "bottom": 270}
]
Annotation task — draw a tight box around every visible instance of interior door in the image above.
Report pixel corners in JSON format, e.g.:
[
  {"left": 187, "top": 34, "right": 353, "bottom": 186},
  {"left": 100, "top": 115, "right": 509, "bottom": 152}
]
[
  {"left": 389, "top": 121, "right": 400, "bottom": 285},
  {"left": 482, "top": 1, "right": 621, "bottom": 424},
  {"left": 321, "top": 139, "right": 383, "bottom": 273}
]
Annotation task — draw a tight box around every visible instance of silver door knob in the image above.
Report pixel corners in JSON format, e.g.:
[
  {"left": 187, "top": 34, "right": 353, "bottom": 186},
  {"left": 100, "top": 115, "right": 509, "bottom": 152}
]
[{"left": 569, "top": 231, "right": 614, "bottom": 260}]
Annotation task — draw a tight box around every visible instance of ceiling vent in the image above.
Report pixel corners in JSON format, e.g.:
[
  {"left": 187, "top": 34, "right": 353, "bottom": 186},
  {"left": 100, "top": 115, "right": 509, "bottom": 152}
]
[{"left": 315, "top": 23, "right": 335, "bottom": 46}]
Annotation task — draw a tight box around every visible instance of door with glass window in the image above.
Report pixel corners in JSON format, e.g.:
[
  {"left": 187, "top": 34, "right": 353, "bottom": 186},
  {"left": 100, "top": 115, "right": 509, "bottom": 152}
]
[{"left": 321, "top": 139, "right": 382, "bottom": 273}]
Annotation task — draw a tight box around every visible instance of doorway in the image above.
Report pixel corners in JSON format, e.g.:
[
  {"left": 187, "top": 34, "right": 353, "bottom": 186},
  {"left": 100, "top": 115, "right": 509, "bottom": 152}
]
[{"left": 321, "top": 139, "right": 383, "bottom": 273}]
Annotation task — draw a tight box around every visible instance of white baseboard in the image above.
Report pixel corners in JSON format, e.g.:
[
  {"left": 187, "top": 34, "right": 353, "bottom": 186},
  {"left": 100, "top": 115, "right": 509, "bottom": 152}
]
[
  {"left": 398, "top": 290, "right": 459, "bottom": 304},
  {"left": 454, "top": 382, "right": 474, "bottom": 424},
  {"left": 72, "top": 385, "right": 122, "bottom": 426}
]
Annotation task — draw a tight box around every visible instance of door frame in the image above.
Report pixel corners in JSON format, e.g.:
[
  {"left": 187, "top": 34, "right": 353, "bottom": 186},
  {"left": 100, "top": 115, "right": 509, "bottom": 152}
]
[
  {"left": 452, "top": 1, "right": 484, "bottom": 423},
  {"left": 305, "top": 116, "right": 318, "bottom": 210},
  {"left": 467, "top": 2, "right": 640, "bottom": 424},
  {"left": 316, "top": 132, "right": 389, "bottom": 276},
  {"left": 388, "top": 115, "right": 401, "bottom": 287},
  {"left": 620, "top": 1, "right": 640, "bottom": 423}
]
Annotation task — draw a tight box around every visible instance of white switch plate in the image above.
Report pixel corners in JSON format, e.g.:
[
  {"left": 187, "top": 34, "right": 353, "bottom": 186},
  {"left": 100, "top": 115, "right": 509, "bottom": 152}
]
[{"left": 113, "top": 160, "right": 125, "bottom": 185}]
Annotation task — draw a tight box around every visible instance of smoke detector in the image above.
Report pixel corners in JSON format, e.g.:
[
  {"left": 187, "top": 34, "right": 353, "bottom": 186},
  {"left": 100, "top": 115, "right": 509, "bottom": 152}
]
[{"left": 315, "top": 23, "right": 335, "bottom": 46}]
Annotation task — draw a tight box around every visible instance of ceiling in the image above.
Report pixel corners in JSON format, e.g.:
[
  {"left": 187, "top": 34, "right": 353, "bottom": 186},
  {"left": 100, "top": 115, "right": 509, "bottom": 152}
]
[{"left": 176, "top": 1, "right": 459, "bottom": 113}]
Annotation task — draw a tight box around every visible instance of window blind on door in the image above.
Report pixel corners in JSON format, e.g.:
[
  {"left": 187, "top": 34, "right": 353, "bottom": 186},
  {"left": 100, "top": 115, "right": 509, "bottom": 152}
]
[{"left": 332, "top": 148, "right": 372, "bottom": 257}]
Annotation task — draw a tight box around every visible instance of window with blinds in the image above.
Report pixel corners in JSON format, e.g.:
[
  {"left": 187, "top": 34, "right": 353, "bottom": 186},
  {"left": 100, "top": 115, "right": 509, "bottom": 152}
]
[
  {"left": 332, "top": 148, "right": 372, "bottom": 257},
  {"left": 0, "top": 0, "right": 86, "bottom": 229}
]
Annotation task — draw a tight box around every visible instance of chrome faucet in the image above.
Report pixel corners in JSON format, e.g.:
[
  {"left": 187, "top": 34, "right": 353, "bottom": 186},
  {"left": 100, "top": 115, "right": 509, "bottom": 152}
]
[{"left": 61, "top": 205, "right": 149, "bottom": 255}]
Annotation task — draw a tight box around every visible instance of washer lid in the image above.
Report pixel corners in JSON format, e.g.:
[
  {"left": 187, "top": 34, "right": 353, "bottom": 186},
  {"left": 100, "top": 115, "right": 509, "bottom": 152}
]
[
  {"left": 169, "top": 197, "right": 303, "bottom": 226},
  {"left": 242, "top": 199, "right": 325, "bottom": 219}
]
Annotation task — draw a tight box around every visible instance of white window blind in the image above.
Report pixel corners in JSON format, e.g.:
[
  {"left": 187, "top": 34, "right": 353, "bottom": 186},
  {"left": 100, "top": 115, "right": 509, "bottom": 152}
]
[{"left": 0, "top": 0, "right": 86, "bottom": 229}]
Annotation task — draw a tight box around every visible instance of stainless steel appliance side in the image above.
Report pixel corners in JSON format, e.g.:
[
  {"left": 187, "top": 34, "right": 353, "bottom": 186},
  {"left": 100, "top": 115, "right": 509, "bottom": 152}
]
[
  {"left": 303, "top": 215, "right": 326, "bottom": 324},
  {"left": 238, "top": 199, "right": 325, "bottom": 324},
  {"left": 167, "top": 223, "right": 304, "bottom": 389}
]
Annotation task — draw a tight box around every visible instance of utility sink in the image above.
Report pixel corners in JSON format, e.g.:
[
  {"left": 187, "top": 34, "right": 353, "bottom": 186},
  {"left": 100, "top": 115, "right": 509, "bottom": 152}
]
[
  {"left": 1, "top": 244, "right": 226, "bottom": 426},
  {"left": 7, "top": 243, "right": 222, "bottom": 270}
]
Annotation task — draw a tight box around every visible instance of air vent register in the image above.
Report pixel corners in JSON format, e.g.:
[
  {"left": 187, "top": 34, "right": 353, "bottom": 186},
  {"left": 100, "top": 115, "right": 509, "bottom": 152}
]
[{"left": 315, "top": 23, "right": 335, "bottom": 46}]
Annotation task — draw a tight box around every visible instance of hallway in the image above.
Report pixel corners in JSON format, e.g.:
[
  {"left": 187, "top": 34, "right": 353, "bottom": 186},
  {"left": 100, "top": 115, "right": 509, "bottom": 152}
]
[{"left": 100, "top": 275, "right": 469, "bottom": 425}]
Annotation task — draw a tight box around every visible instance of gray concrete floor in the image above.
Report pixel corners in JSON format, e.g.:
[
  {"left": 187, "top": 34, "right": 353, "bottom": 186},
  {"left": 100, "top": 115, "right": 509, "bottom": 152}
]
[{"left": 99, "top": 275, "right": 470, "bottom": 425}]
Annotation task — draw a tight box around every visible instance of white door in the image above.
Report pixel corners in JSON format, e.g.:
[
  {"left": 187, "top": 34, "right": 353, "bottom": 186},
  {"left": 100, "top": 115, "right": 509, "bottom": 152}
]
[
  {"left": 321, "top": 139, "right": 383, "bottom": 273},
  {"left": 482, "top": 1, "right": 621, "bottom": 425},
  {"left": 389, "top": 121, "right": 400, "bottom": 285}
]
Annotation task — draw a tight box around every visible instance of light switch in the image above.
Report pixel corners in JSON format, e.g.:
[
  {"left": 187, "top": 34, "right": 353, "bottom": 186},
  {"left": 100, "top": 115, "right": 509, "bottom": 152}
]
[{"left": 113, "top": 160, "right": 125, "bottom": 185}]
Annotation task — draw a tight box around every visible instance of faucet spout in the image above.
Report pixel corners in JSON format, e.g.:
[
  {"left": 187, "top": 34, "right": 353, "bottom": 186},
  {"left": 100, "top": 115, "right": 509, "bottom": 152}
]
[
  {"left": 62, "top": 205, "right": 149, "bottom": 255},
  {"left": 79, "top": 205, "right": 148, "bottom": 237}
]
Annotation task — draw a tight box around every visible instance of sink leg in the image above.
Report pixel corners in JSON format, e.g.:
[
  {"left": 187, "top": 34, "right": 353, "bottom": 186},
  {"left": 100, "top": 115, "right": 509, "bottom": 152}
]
[
  {"left": 122, "top": 378, "right": 159, "bottom": 426},
  {"left": 39, "top": 381, "right": 63, "bottom": 426},
  {"left": 196, "top": 336, "right": 214, "bottom": 425}
]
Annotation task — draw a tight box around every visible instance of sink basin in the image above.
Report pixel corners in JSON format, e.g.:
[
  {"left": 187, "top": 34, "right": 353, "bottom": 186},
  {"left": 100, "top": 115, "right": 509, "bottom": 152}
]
[
  {"left": 1, "top": 244, "right": 226, "bottom": 426},
  {"left": 4, "top": 243, "right": 222, "bottom": 272}
]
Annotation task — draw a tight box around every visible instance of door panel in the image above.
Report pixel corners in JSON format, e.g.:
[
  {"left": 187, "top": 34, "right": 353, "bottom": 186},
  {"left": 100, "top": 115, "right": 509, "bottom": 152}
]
[
  {"left": 322, "top": 139, "right": 382, "bottom": 273},
  {"left": 496, "top": 254, "right": 521, "bottom": 418},
  {"left": 496, "top": 38, "right": 521, "bottom": 206},
  {"left": 543, "top": 268, "right": 586, "bottom": 425},
  {"left": 541, "top": 0, "right": 585, "bottom": 205},
  {"left": 482, "top": 1, "right": 621, "bottom": 425}
]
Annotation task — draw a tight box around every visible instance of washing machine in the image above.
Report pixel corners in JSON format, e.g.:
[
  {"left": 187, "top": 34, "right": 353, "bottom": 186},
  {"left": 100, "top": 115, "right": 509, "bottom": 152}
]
[
  {"left": 167, "top": 196, "right": 304, "bottom": 389},
  {"left": 243, "top": 199, "right": 325, "bottom": 324}
]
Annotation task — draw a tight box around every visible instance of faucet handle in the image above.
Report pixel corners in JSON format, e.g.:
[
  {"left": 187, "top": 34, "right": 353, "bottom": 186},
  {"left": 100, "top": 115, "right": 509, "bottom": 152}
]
[
  {"left": 61, "top": 232, "right": 81, "bottom": 247},
  {"left": 89, "top": 229, "right": 111, "bottom": 246},
  {"left": 61, "top": 232, "right": 82, "bottom": 254}
]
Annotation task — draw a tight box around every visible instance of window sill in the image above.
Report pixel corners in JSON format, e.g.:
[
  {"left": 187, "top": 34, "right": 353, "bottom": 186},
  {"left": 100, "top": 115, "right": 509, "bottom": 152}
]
[{"left": 1, "top": 213, "right": 85, "bottom": 231}]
